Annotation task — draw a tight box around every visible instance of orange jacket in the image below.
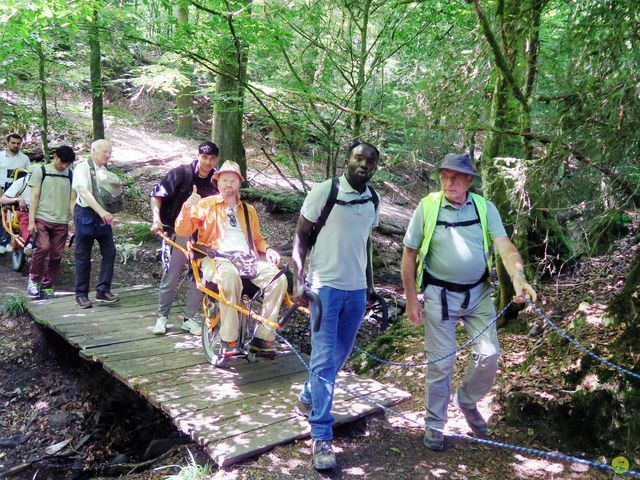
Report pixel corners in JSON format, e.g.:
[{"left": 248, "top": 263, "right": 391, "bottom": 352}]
[{"left": 174, "top": 194, "right": 270, "bottom": 253}]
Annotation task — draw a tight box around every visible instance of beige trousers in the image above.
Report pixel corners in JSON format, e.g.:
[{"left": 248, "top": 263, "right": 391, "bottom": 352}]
[{"left": 201, "top": 257, "right": 287, "bottom": 342}]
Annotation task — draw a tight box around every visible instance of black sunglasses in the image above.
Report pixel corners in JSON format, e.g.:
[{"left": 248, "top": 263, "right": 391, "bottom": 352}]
[{"left": 227, "top": 208, "right": 237, "bottom": 227}]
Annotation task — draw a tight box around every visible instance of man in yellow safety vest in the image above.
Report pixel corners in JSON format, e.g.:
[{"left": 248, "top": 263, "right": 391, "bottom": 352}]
[{"left": 401, "top": 153, "right": 536, "bottom": 451}]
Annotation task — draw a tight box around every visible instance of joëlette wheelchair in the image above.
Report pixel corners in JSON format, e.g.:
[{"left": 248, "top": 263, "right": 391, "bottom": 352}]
[
  {"left": 1, "top": 204, "right": 32, "bottom": 272},
  {"left": 161, "top": 233, "right": 322, "bottom": 368}
]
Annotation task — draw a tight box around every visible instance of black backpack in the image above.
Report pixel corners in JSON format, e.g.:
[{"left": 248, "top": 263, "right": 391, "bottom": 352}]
[
  {"left": 307, "top": 177, "right": 379, "bottom": 248},
  {"left": 40, "top": 164, "right": 73, "bottom": 186}
]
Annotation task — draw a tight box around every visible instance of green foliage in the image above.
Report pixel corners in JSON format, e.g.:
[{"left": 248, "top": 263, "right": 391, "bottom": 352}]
[
  {"left": 587, "top": 210, "right": 633, "bottom": 256},
  {"left": 353, "top": 318, "right": 422, "bottom": 374},
  {"left": 119, "top": 222, "right": 156, "bottom": 244},
  {"left": 2, "top": 295, "right": 28, "bottom": 317},
  {"left": 130, "top": 53, "right": 191, "bottom": 97}
]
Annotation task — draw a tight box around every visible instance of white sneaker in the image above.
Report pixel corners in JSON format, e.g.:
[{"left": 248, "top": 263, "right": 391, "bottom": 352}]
[
  {"left": 181, "top": 318, "right": 201, "bottom": 336},
  {"left": 24, "top": 242, "right": 33, "bottom": 255},
  {"left": 152, "top": 315, "right": 168, "bottom": 335},
  {"left": 0, "top": 243, "right": 10, "bottom": 254}
]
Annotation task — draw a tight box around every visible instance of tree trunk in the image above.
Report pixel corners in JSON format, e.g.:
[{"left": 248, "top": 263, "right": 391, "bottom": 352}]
[
  {"left": 175, "top": 2, "right": 194, "bottom": 138},
  {"left": 352, "top": 0, "right": 371, "bottom": 139},
  {"left": 89, "top": 7, "right": 105, "bottom": 141},
  {"left": 212, "top": 2, "right": 249, "bottom": 179},
  {"left": 606, "top": 247, "right": 640, "bottom": 328},
  {"left": 36, "top": 41, "right": 49, "bottom": 160}
]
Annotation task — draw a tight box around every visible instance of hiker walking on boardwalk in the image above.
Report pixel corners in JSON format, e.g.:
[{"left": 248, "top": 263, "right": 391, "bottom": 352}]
[
  {"left": 73, "top": 139, "right": 122, "bottom": 309},
  {"left": 150, "top": 141, "right": 219, "bottom": 336},
  {"left": 26, "top": 145, "right": 76, "bottom": 299},
  {"left": 292, "top": 141, "right": 380, "bottom": 471},
  {"left": 400, "top": 153, "right": 537, "bottom": 451},
  {"left": 174, "top": 160, "right": 286, "bottom": 356}
]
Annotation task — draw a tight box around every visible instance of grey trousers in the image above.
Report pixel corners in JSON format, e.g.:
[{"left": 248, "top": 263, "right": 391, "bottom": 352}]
[
  {"left": 158, "top": 235, "right": 201, "bottom": 319},
  {"left": 423, "top": 282, "right": 500, "bottom": 429}
]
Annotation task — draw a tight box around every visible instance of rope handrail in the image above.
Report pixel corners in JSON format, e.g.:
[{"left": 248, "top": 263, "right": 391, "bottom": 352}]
[
  {"left": 354, "top": 301, "right": 513, "bottom": 367},
  {"left": 274, "top": 328, "right": 639, "bottom": 477}
]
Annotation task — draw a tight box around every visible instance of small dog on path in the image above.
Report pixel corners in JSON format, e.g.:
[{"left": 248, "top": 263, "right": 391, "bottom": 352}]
[{"left": 116, "top": 241, "right": 142, "bottom": 265}]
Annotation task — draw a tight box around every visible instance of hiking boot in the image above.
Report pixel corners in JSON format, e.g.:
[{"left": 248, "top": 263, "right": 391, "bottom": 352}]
[
  {"left": 423, "top": 429, "right": 445, "bottom": 451},
  {"left": 221, "top": 341, "right": 240, "bottom": 357},
  {"left": 452, "top": 392, "right": 488, "bottom": 435},
  {"left": 248, "top": 337, "right": 277, "bottom": 355},
  {"left": 40, "top": 287, "right": 55, "bottom": 299},
  {"left": 75, "top": 296, "right": 92, "bottom": 309},
  {"left": 153, "top": 315, "right": 168, "bottom": 335},
  {"left": 27, "top": 279, "right": 40, "bottom": 298},
  {"left": 95, "top": 291, "right": 119, "bottom": 303},
  {"left": 23, "top": 242, "right": 33, "bottom": 255},
  {"left": 312, "top": 439, "right": 337, "bottom": 470},
  {"left": 181, "top": 318, "right": 201, "bottom": 336},
  {"left": 294, "top": 399, "right": 312, "bottom": 418}
]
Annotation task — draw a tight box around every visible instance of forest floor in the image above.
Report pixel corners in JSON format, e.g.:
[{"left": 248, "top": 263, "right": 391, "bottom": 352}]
[{"left": 0, "top": 103, "right": 638, "bottom": 479}]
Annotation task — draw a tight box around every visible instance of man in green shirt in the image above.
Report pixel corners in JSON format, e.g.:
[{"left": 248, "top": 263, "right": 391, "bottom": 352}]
[{"left": 27, "top": 145, "right": 76, "bottom": 298}]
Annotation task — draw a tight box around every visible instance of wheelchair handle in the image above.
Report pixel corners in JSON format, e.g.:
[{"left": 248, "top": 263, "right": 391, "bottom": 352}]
[
  {"left": 277, "top": 289, "right": 322, "bottom": 332},
  {"left": 304, "top": 289, "right": 322, "bottom": 333}
]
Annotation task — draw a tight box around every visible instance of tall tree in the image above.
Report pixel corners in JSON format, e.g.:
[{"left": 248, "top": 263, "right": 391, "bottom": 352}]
[
  {"left": 175, "top": 1, "right": 194, "bottom": 137},
  {"left": 89, "top": 5, "right": 105, "bottom": 140},
  {"left": 211, "top": 1, "right": 250, "bottom": 176}
]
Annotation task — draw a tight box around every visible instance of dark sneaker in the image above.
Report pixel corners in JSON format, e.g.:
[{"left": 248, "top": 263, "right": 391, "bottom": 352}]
[
  {"left": 452, "top": 393, "right": 488, "bottom": 435},
  {"left": 221, "top": 341, "right": 240, "bottom": 357},
  {"left": 40, "top": 287, "right": 55, "bottom": 299},
  {"left": 312, "top": 439, "right": 337, "bottom": 470},
  {"left": 75, "top": 296, "right": 92, "bottom": 309},
  {"left": 423, "top": 428, "right": 445, "bottom": 451},
  {"left": 248, "top": 337, "right": 277, "bottom": 355},
  {"left": 27, "top": 280, "right": 40, "bottom": 298},
  {"left": 294, "top": 399, "right": 312, "bottom": 418},
  {"left": 95, "top": 291, "right": 119, "bottom": 303}
]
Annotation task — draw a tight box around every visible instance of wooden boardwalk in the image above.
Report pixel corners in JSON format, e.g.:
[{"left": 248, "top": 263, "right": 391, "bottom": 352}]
[{"left": 27, "top": 285, "right": 411, "bottom": 466}]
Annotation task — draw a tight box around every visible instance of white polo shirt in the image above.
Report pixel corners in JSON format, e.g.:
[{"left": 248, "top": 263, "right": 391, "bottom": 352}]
[
  {"left": 0, "top": 150, "right": 30, "bottom": 192},
  {"left": 301, "top": 175, "right": 379, "bottom": 291}
]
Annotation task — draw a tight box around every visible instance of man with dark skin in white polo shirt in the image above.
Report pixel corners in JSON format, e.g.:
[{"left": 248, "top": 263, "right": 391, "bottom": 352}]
[{"left": 292, "top": 141, "right": 380, "bottom": 471}]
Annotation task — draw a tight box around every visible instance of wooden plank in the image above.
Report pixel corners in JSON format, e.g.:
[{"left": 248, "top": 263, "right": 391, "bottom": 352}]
[
  {"left": 80, "top": 334, "right": 201, "bottom": 362},
  {"left": 38, "top": 302, "right": 167, "bottom": 327},
  {"left": 29, "top": 295, "right": 157, "bottom": 318},
  {"left": 56, "top": 316, "right": 156, "bottom": 336},
  {"left": 209, "top": 383, "right": 411, "bottom": 467},
  {"left": 146, "top": 357, "right": 309, "bottom": 408},
  {"left": 134, "top": 352, "right": 304, "bottom": 395},
  {"left": 154, "top": 370, "right": 309, "bottom": 419},
  {"left": 104, "top": 348, "right": 209, "bottom": 380},
  {"left": 27, "top": 285, "right": 156, "bottom": 311},
  {"left": 179, "top": 378, "right": 387, "bottom": 444}
]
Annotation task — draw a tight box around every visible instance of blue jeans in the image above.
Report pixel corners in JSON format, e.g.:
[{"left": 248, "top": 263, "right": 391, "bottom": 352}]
[{"left": 299, "top": 286, "right": 367, "bottom": 440}]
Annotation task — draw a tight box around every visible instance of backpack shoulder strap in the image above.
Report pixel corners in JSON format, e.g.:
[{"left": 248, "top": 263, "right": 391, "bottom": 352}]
[
  {"left": 241, "top": 202, "right": 254, "bottom": 253},
  {"left": 87, "top": 159, "right": 98, "bottom": 197},
  {"left": 308, "top": 177, "right": 339, "bottom": 247},
  {"left": 16, "top": 175, "right": 30, "bottom": 197},
  {"left": 368, "top": 185, "right": 379, "bottom": 211}
]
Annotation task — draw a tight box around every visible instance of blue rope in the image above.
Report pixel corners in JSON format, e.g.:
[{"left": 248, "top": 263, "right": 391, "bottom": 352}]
[
  {"left": 273, "top": 329, "right": 640, "bottom": 477},
  {"left": 526, "top": 299, "right": 640, "bottom": 381},
  {"left": 354, "top": 301, "right": 513, "bottom": 367}
]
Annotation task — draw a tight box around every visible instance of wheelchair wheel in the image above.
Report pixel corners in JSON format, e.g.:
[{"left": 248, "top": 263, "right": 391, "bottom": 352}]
[
  {"left": 202, "top": 299, "right": 225, "bottom": 366},
  {"left": 11, "top": 246, "right": 25, "bottom": 272}
]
